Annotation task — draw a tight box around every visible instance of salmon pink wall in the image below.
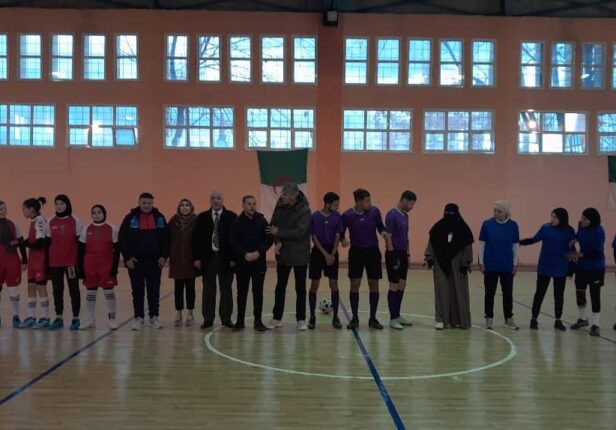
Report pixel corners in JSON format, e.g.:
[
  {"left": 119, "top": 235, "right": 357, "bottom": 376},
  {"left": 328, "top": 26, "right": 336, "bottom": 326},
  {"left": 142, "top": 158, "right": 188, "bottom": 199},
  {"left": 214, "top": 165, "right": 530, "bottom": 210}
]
[{"left": 0, "top": 9, "right": 615, "bottom": 264}]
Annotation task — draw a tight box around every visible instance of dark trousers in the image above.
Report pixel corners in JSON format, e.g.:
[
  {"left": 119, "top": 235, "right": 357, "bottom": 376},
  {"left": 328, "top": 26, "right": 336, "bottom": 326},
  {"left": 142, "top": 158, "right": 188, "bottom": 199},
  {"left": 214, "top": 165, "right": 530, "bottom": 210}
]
[
  {"left": 236, "top": 266, "right": 266, "bottom": 326},
  {"left": 202, "top": 254, "right": 234, "bottom": 324},
  {"left": 50, "top": 267, "right": 81, "bottom": 318},
  {"left": 575, "top": 272, "right": 602, "bottom": 313},
  {"left": 484, "top": 271, "right": 514, "bottom": 319},
  {"left": 272, "top": 265, "right": 307, "bottom": 321},
  {"left": 174, "top": 279, "right": 196, "bottom": 311},
  {"left": 129, "top": 259, "right": 161, "bottom": 318},
  {"left": 532, "top": 275, "right": 566, "bottom": 319}
]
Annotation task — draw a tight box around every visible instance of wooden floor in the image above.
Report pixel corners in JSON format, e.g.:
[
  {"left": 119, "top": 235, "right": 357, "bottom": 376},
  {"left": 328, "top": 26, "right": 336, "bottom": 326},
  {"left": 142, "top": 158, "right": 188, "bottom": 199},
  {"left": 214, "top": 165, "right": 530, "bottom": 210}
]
[{"left": 0, "top": 269, "right": 615, "bottom": 430}]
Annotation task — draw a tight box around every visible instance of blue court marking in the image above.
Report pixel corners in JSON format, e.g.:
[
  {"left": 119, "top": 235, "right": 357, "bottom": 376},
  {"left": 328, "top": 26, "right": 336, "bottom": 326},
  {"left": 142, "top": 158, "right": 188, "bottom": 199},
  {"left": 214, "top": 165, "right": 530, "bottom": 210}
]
[
  {"left": 340, "top": 303, "right": 406, "bottom": 430},
  {"left": 0, "top": 291, "right": 174, "bottom": 407}
]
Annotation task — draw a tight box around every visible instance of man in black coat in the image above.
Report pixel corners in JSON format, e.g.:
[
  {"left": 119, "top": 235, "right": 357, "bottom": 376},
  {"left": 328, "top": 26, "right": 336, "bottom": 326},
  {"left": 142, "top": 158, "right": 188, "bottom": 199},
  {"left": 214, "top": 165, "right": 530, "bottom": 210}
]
[{"left": 193, "top": 190, "right": 237, "bottom": 329}]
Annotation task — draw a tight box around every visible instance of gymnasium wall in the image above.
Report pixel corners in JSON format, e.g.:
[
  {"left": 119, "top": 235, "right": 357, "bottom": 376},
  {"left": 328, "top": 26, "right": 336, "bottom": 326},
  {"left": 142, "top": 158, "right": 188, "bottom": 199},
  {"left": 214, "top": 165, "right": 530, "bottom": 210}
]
[{"left": 0, "top": 9, "right": 615, "bottom": 265}]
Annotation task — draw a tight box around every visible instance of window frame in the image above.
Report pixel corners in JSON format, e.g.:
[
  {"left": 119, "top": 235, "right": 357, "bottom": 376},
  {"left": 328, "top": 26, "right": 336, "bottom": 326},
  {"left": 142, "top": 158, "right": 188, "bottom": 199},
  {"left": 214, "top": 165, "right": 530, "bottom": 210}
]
[
  {"left": 0, "top": 33, "right": 7, "bottom": 81},
  {"left": 597, "top": 111, "right": 616, "bottom": 154},
  {"left": 341, "top": 108, "right": 413, "bottom": 153},
  {"left": 344, "top": 36, "right": 369, "bottom": 86},
  {"left": 18, "top": 33, "right": 42, "bottom": 81},
  {"left": 66, "top": 104, "right": 139, "bottom": 149},
  {"left": 549, "top": 41, "right": 575, "bottom": 89},
  {"left": 0, "top": 103, "right": 56, "bottom": 148},
  {"left": 164, "top": 33, "right": 189, "bottom": 82},
  {"left": 422, "top": 109, "right": 495, "bottom": 154},
  {"left": 407, "top": 37, "right": 432, "bottom": 87},
  {"left": 115, "top": 33, "right": 139, "bottom": 81},
  {"left": 50, "top": 33, "right": 74, "bottom": 82},
  {"left": 520, "top": 40, "right": 544, "bottom": 89},
  {"left": 82, "top": 33, "right": 107, "bottom": 82},
  {"left": 162, "top": 105, "right": 235, "bottom": 150},
  {"left": 292, "top": 35, "right": 317, "bottom": 85},
  {"left": 245, "top": 106, "right": 316, "bottom": 150},
  {"left": 196, "top": 34, "right": 222, "bottom": 83},
  {"left": 375, "top": 37, "right": 401, "bottom": 86},
  {"left": 471, "top": 39, "right": 496, "bottom": 88},
  {"left": 517, "top": 110, "right": 588, "bottom": 155},
  {"left": 580, "top": 42, "right": 605, "bottom": 91},
  {"left": 228, "top": 34, "right": 252, "bottom": 84},
  {"left": 438, "top": 39, "right": 464, "bottom": 88}
]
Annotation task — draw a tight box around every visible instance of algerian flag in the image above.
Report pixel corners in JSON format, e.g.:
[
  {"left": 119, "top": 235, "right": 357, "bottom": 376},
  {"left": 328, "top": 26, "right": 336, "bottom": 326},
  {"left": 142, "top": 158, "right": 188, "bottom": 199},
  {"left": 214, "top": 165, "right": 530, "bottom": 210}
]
[
  {"left": 257, "top": 149, "right": 308, "bottom": 219},
  {"left": 609, "top": 156, "right": 616, "bottom": 210}
]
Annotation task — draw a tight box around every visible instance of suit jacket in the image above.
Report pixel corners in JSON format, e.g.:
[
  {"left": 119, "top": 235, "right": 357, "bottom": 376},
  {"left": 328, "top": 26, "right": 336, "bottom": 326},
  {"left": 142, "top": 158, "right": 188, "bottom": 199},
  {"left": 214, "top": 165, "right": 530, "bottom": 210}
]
[{"left": 192, "top": 207, "right": 237, "bottom": 270}]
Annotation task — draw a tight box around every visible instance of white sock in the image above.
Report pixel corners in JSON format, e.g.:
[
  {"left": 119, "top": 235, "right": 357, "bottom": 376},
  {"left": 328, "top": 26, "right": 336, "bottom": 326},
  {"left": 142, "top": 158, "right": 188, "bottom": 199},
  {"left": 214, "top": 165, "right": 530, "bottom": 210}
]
[
  {"left": 28, "top": 298, "right": 37, "bottom": 318},
  {"left": 40, "top": 298, "right": 49, "bottom": 318},
  {"left": 9, "top": 291, "right": 20, "bottom": 316},
  {"left": 578, "top": 306, "right": 588, "bottom": 320},
  {"left": 86, "top": 290, "right": 97, "bottom": 321},
  {"left": 591, "top": 312, "right": 600, "bottom": 327},
  {"left": 104, "top": 289, "right": 116, "bottom": 318}
]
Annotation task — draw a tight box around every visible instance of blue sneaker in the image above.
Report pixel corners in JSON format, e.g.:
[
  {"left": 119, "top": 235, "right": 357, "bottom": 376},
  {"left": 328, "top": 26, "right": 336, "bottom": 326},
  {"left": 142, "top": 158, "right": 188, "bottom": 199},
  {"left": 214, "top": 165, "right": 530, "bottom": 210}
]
[
  {"left": 12, "top": 315, "right": 22, "bottom": 329},
  {"left": 49, "top": 318, "right": 64, "bottom": 330},
  {"left": 20, "top": 317, "right": 36, "bottom": 329},
  {"left": 34, "top": 318, "right": 50, "bottom": 329},
  {"left": 69, "top": 319, "right": 80, "bottom": 331}
]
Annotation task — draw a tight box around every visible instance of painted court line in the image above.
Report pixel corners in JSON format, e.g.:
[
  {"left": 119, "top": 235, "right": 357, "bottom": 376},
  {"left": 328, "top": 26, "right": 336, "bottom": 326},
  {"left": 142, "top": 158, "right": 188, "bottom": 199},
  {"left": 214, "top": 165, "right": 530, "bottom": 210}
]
[{"left": 0, "top": 291, "right": 174, "bottom": 407}]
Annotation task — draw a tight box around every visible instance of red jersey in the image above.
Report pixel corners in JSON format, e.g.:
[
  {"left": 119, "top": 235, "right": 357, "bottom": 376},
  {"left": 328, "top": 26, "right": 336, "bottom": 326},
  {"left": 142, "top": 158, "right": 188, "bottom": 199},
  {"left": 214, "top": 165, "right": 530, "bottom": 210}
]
[
  {"left": 46, "top": 215, "right": 82, "bottom": 267},
  {"left": 79, "top": 222, "right": 118, "bottom": 264}
]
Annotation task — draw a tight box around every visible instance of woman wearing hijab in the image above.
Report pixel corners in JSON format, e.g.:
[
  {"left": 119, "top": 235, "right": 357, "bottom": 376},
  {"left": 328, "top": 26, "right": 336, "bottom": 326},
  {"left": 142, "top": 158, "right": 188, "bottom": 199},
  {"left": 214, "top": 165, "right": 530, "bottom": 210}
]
[
  {"left": 425, "top": 203, "right": 474, "bottom": 330},
  {"left": 569, "top": 208, "right": 605, "bottom": 337},
  {"left": 168, "top": 199, "right": 199, "bottom": 327},
  {"left": 520, "top": 208, "right": 575, "bottom": 331},
  {"left": 478, "top": 200, "right": 520, "bottom": 331}
]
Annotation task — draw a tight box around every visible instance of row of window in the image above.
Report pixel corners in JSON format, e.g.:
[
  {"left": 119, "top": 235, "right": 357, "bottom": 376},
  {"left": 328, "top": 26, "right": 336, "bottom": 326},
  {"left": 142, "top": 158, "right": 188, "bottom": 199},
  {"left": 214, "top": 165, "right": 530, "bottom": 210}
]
[{"left": 2, "top": 104, "right": 616, "bottom": 153}]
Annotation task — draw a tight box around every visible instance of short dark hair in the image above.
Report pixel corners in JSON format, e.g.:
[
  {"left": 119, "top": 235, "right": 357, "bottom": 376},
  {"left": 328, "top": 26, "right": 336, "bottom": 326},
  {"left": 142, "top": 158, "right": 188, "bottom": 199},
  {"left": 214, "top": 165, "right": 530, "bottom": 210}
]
[
  {"left": 323, "top": 192, "right": 340, "bottom": 205},
  {"left": 139, "top": 192, "right": 154, "bottom": 200},
  {"left": 353, "top": 188, "right": 370, "bottom": 202},
  {"left": 242, "top": 195, "right": 256, "bottom": 204},
  {"left": 400, "top": 190, "right": 417, "bottom": 202}
]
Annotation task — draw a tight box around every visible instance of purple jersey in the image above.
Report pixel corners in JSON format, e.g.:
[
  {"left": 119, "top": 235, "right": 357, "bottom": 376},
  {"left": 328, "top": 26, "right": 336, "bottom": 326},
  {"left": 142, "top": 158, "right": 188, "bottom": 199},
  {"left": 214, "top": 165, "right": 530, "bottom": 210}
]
[
  {"left": 311, "top": 210, "right": 343, "bottom": 249},
  {"left": 342, "top": 206, "right": 386, "bottom": 248},
  {"left": 385, "top": 208, "right": 409, "bottom": 252}
]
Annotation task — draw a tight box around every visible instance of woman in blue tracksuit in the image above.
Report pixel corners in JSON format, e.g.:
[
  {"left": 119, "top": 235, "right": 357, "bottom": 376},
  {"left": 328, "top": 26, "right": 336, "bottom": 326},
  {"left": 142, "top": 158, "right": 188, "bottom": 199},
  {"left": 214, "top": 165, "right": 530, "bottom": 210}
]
[
  {"left": 570, "top": 208, "right": 605, "bottom": 337},
  {"left": 520, "top": 208, "right": 575, "bottom": 331}
]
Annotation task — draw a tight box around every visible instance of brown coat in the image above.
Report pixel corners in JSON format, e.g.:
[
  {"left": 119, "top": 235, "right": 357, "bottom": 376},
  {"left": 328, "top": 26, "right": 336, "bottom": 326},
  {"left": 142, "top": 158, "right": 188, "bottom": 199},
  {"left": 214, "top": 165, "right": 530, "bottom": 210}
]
[{"left": 168, "top": 214, "right": 200, "bottom": 280}]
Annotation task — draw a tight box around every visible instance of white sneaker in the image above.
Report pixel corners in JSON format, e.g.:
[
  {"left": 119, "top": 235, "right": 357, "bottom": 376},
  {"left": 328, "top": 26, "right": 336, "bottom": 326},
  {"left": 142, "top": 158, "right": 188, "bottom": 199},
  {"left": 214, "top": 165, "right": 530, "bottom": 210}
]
[
  {"left": 485, "top": 318, "right": 494, "bottom": 330},
  {"left": 80, "top": 320, "right": 96, "bottom": 330},
  {"left": 268, "top": 318, "right": 283, "bottom": 329},
  {"left": 131, "top": 317, "right": 144, "bottom": 331},
  {"left": 505, "top": 318, "right": 519, "bottom": 331},
  {"left": 435, "top": 322, "right": 445, "bottom": 330},
  {"left": 398, "top": 316, "right": 413, "bottom": 327},
  {"left": 149, "top": 316, "right": 163, "bottom": 329},
  {"left": 108, "top": 318, "right": 118, "bottom": 330},
  {"left": 297, "top": 320, "right": 308, "bottom": 331},
  {"left": 389, "top": 318, "right": 404, "bottom": 330}
]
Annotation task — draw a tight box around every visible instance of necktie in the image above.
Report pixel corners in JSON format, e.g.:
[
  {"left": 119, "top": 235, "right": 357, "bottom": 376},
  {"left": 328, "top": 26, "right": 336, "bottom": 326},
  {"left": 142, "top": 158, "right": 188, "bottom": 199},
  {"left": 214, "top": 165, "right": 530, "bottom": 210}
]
[{"left": 213, "top": 211, "right": 220, "bottom": 249}]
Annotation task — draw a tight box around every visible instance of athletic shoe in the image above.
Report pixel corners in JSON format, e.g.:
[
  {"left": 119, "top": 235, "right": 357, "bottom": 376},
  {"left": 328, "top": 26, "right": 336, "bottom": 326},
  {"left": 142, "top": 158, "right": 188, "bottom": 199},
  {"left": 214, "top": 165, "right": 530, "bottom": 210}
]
[
  {"left": 34, "top": 318, "right": 50, "bottom": 329},
  {"left": 174, "top": 314, "right": 182, "bottom": 327},
  {"left": 613, "top": 322, "right": 616, "bottom": 330},
  {"left": 435, "top": 322, "right": 445, "bottom": 330},
  {"left": 254, "top": 321, "right": 268, "bottom": 332},
  {"left": 570, "top": 319, "right": 589, "bottom": 330},
  {"left": 69, "top": 319, "right": 81, "bottom": 331},
  {"left": 308, "top": 316, "right": 316, "bottom": 330},
  {"left": 332, "top": 316, "right": 342, "bottom": 329},
  {"left": 347, "top": 317, "right": 359, "bottom": 330},
  {"left": 398, "top": 316, "right": 413, "bottom": 327},
  {"left": 20, "top": 317, "right": 36, "bottom": 329},
  {"left": 485, "top": 318, "right": 494, "bottom": 330},
  {"left": 297, "top": 320, "right": 308, "bottom": 331},
  {"left": 530, "top": 319, "right": 538, "bottom": 330},
  {"left": 201, "top": 321, "right": 213, "bottom": 330},
  {"left": 49, "top": 318, "right": 64, "bottom": 331},
  {"left": 368, "top": 318, "right": 383, "bottom": 330},
  {"left": 505, "top": 318, "right": 519, "bottom": 331},
  {"left": 12, "top": 315, "right": 22, "bottom": 329},
  {"left": 389, "top": 318, "right": 404, "bottom": 330},
  {"left": 222, "top": 320, "right": 235, "bottom": 329},
  {"left": 589, "top": 325, "right": 600, "bottom": 337},
  {"left": 149, "top": 317, "right": 163, "bottom": 329},
  {"left": 267, "top": 318, "right": 283, "bottom": 329},
  {"left": 554, "top": 320, "right": 567, "bottom": 331},
  {"left": 185, "top": 314, "right": 194, "bottom": 327},
  {"left": 232, "top": 323, "right": 245, "bottom": 332},
  {"left": 80, "top": 320, "right": 96, "bottom": 330},
  {"left": 108, "top": 318, "right": 119, "bottom": 330},
  {"left": 131, "top": 317, "right": 144, "bottom": 331}
]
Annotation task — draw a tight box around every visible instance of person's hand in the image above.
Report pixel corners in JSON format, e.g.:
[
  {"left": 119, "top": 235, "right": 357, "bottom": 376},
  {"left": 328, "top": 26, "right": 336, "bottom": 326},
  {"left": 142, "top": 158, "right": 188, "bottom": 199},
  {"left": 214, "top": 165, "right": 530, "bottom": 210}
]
[
  {"left": 21, "top": 264, "right": 27, "bottom": 272},
  {"left": 325, "top": 253, "right": 335, "bottom": 266},
  {"left": 266, "top": 226, "right": 279, "bottom": 236},
  {"left": 244, "top": 252, "right": 253, "bottom": 262},
  {"left": 569, "top": 239, "right": 578, "bottom": 247},
  {"left": 274, "top": 242, "right": 282, "bottom": 255},
  {"left": 385, "top": 251, "right": 399, "bottom": 270},
  {"left": 158, "top": 257, "right": 167, "bottom": 269},
  {"left": 341, "top": 238, "right": 350, "bottom": 248},
  {"left": 479, "top": 264, "right": 485, "bottom": 274},
  {"left": 229, "top": 261, "right": 236, "bottom": 268},
  {"left": 194, "top": 260, "right": 202, "bottom": 270},
  {"left": 125, "top": 258, "right": 137, "bottom": 270}
]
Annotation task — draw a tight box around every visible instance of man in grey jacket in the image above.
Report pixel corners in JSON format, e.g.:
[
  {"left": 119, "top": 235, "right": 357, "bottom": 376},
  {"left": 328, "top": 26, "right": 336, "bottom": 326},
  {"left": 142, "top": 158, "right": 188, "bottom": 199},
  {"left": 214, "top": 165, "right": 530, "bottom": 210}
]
[{"left": 266, "top": 182, "right": 312, "bottom": 331}]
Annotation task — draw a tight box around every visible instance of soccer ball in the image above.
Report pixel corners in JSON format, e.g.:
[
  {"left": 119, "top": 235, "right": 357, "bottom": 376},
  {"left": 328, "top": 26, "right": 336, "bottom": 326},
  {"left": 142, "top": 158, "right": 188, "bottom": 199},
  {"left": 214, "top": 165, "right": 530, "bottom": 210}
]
[{"left": 319, "top": 298, "right": 333, "bottom": 314}]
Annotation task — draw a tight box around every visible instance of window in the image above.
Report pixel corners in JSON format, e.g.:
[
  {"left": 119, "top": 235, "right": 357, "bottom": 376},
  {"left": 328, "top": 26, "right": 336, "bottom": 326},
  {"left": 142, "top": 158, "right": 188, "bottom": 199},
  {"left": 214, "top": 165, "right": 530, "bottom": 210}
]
[
  {"left": 166, "top": 35, "right": 188, "bottom": 81},
  {"left": 343, "top": 109, "right": 411, "bottom": 151},
  {"left": 198, "top": 36, "right": 220, "bottom": 82},
  {"left": 68, "top": 105, "right": 138, "bottom": 147},
  {"left": 229, "top": 36, "right": 251, "bottom": 82},
  {"left": 19, "top": 34, "right": 41, "bottom": 80},
  {"left": 344, "top": 38, "right": 368, "bottom": 84},
  {"left": 581, "top": 43, "right": 604, "bottom": 89},
  {"left": 598, "top": 113, "right": 616, "bottom": 153},
  {"left": 293, "top": 36, "right": 316, "bottom": 84},
  {"left": 439, "top": 39, "right": 463, "bottom": 86},
  {"left": 472, "top": 40, "right": 495, "bottom": 87},
  {"left": 424, "top": 110, "right": 494, "bottom": 153},
  {"left": 376, "top": 38, "right": 399, "bottom": 85},
  {"left": 51, "top": 34, "right": 73, "bottom": 81},
  {"left": 0, "top": 34, "right": 7, "bottom": 80},
  {"left": 0, "top": 104, "right": 54, "bottom": 147},
  {"left": 247, "top": 108, "right": 314, "bottom": 149},
  {"left": 518, "top": 111, "right": 586, "bottom": 154},
  {"left": 550, "top": 42, "right": 573, "bottom": 88},
  {"left": 84, "top": 35, "right": 106, "bottom": 80},
  {"left": 165, "top": 106, "right": 233, "bottom": 148},
  {"left": 520, "top": 42, "right": 543, "bottom": 88},
  {"left": 261, "top": 36, "right": 284, "bottom": 83},
  {"left": 116, "top": 34, "right": 138, "bottom": 80},
  {"left": 408, "top": 39, "right": 431, "bottom": 85}
]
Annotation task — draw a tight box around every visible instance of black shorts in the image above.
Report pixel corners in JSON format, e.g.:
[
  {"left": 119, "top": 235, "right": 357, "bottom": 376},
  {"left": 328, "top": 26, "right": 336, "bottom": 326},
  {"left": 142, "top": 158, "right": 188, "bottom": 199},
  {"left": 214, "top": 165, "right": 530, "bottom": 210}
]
[
  {"left": 385, "top": 250, "right": 409, "bottom": 283},
  {"left": 309, "top": 246, "right": 339, "bottom": 280},
  {"left": 348, "top": 246, "right": 382, "bottom": 280},
  {"left": 575, "top": 268, "right": 605, "bottom": 289}
]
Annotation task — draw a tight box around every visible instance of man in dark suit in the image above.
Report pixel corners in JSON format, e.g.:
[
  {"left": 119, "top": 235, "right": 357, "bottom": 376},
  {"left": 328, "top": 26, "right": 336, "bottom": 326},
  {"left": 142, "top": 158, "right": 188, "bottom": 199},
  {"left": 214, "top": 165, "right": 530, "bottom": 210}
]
[{"left": 193, "top": 190, "right": 237, "bottom": 329}]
